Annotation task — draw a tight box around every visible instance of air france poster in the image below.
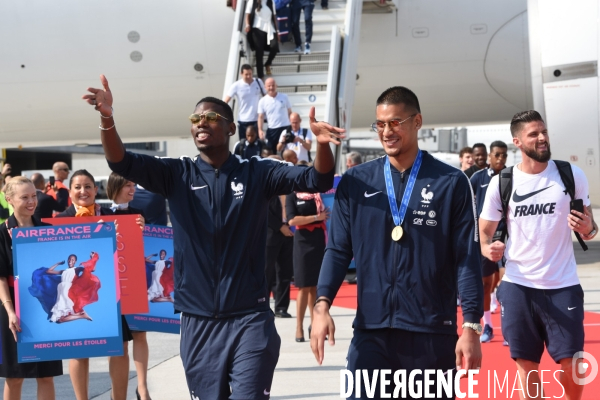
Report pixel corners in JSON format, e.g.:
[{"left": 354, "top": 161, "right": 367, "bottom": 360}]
[
  {"left": 12, "top": 222, "right": 123, "bottom": 362},
  {"left": 125, "top": 225, "right": 180, "bottom": 334},
  {"left": 44, "top": 215, "right": 148, "bottom": 314}
]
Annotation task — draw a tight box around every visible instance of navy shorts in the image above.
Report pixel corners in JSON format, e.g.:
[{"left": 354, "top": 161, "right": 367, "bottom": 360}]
[
  {"left": 481, "top": 258, "right": 499, "bottom": 278},
  {"left": 497, "top": 281, "right": 584, "bottom": 363},
  {"left": 180, "top": 310, "right": 280, "bottom": 399},
  {"left": 345, "top": 328, "right": 457, "bottom": 399}
]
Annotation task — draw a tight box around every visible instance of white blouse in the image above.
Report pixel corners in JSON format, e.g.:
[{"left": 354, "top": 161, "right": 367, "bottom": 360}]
[{"left": 246, "top": 0, "right": 276, "bottom": 42}]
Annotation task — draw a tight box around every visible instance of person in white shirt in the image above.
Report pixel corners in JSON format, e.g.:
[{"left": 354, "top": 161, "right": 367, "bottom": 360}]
[
  {"left": 277, "top": 112, "right": 313, "bottom": 162},
  {"left": 245, "top": 0, "right": 278, "bottom": 79},
  {"left": 258, "top": 78, "right": 292, "bottom": 153},
  {"left": 479, "top": 110, "right": 598, "bottom": 399},
  {"left": 224, "top": 64, "right": 266, "bottom": 141}
]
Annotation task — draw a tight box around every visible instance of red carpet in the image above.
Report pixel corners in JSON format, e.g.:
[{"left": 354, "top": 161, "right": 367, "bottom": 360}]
[{"left": 290, "top": 282, "right": 600, "bottom": 399}]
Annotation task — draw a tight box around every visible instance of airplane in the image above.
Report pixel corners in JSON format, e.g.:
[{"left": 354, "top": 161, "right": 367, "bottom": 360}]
[{"left": 0, "top": 0, "right": 598, "bottom": 204}]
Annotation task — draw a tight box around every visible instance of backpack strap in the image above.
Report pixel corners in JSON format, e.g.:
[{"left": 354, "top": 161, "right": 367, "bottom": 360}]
[
  {"left": 255, "top": 78, "right": 266, "bottom": 96},
  {"left": 554, "top": 160, "right": 587, "bottom": 251},
  {"left": 301, "top": 128, "right": 307, "bottom": 139},
  {"left": 236, "top": 139, "right": 247, "bottom": 156},
  {"left": 498, "top": 166, "right": 513, "bottom": 242}
]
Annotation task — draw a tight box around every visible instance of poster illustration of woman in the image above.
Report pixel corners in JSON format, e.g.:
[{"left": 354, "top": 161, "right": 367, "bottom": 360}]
[
  {"left": 146, "top": 250, "right": 173, "bottom": 302},
  {"left": 28, "top": 252, "right": 101, "bottom": 323}
]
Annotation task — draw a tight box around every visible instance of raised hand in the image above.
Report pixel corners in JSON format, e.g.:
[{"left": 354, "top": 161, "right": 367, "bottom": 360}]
[
  {"left": 58, "top": 261, "right": 65, "bottom": 265},
  {"left": 308, "top": 106, "right": 346, "bottom": 146},
  {"left": 82, "top": 74, "right": 113, "bottom": 117}
]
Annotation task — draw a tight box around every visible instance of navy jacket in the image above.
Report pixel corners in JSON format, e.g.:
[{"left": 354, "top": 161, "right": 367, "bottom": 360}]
[
  {"left": 470, "top": 167, "right": 506, "bottom": 237},
  {"left": 109, "top": 151, "right": 333, "bottom": 318},
  {"left": 130, "top": 186, "right": 168, "bottom": 226},
  {"left": 317, "top": 152, "right": 483, "bottom": 334}
]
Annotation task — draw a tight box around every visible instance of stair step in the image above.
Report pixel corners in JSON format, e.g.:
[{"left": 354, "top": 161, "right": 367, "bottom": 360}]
[
  {"left": 255, "top": 52, "right": 331, "bottom": 73},
  {"left": 259, "top": 52, "right": 330, "bottom": 62},
  {"left": 266, "top": 73, "right": 328, "bottom": 87},
  {"left": 278, "top": 84, "right": 328, "bottom": 94}
]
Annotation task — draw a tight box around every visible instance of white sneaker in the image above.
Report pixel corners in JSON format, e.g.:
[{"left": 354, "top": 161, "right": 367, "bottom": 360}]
[{"left": 304, "top": 43, "right": 311, "bottom": 54}]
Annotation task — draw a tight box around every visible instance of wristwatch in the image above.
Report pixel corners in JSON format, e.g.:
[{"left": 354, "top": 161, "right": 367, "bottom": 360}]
[
  {"left": 585, "top": 227, "right": 597, "bottom": 239},
  {"left": 462, "top": 322, "right": 483, "bottom": 335}
]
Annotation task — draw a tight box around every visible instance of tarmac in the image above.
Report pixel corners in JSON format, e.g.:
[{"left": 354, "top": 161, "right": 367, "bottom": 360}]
[{"left": 3, "top": 209, "right": 600, "bottom": 399}]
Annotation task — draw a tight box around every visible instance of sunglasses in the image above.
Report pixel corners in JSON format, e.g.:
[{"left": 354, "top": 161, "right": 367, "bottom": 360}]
[
  {"left": 189, "top": 112, "right": 231, "bottom": 125},
  {"left": 371, "top": 114, "right": 417, "bottom": 133}
]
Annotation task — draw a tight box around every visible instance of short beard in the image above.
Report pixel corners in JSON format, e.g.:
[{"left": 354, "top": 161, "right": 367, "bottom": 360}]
[{"left": 523, "top": 144, "right": 551, "bottom": 163}]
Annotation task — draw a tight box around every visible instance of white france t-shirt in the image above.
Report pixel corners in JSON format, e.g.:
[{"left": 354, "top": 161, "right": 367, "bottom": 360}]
[{"left": 480, "top": 161, "right": 590, "bottom": 289}]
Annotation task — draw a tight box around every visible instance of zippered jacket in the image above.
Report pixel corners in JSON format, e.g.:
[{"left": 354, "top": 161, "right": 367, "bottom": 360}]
[
  {"left": 109, "top": 152, "right": 334, "bottom": 318},
  {"left": 317, "top": 152, "right": 483, "bottom": 334}
]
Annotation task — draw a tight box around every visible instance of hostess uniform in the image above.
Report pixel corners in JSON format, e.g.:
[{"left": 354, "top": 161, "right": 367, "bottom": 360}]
[
  {"left": 470, "top": 167, "right": 504, "bottom": 277},
  {"left": 109, "top": 151, "right": 333, "bottom": 398},
  {"left": 318, "top": 152, "right": 483, "bottom": 378},
  {"left": 480, "top": 161, "right": 589, "bottom": 363}
]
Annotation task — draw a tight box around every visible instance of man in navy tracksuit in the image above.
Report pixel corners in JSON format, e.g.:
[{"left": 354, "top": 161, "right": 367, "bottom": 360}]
[
  {"left": 311, "top": 87, "right": 483, "bottom": 399},
  {"left": 469, "top": 140, "right": 508, "bottom": 344},
  {"left": 83, "top": 75, "right": 344, "bottom": 399}
]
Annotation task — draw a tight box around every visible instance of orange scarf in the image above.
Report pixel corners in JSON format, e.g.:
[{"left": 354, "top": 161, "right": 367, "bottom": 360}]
[{"left": 75, "top": 204, "right": 100, "bottom": 217}]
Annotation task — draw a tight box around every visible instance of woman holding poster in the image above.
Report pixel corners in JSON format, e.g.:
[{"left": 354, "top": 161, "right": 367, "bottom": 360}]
[
  {"left": 56, "top": 169, "right": 127, "bottom": 400},
  {"left": 0, "top": 177, "right": 62, "bottom": 400},
  {"left": 106, "top": 172, "right": 151, "bottom": 400}
]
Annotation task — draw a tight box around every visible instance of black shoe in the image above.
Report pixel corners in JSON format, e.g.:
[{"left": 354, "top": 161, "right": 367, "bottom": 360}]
[
  {"left": 275, "top": 310, "right": 292, "bottom": 318},
  {"left": 136, "top": 388, "right": 141, "bottom": 400},
  {"left": 295, "top": 336, "right": 305, "bottom": 342},
  {"left": 308, "top": 325, "right": 311, "bottom": 339}
]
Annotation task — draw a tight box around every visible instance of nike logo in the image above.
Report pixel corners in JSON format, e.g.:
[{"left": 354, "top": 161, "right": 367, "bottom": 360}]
[
  {"left": 480, "top": 184, "right": 489, "bottom": 188},
  {"left": 190, "top": 184, "right": 208, "bottom": 190},
  {"left": 512, "top": 186, "right": 553, "bottom": 203},
  {"left": 264, "top": 389, "right": 271, "bottom": 395},
  {"left": 568, "top": 307, "right": 576, "bottom": 310},
  {"left": 364, "top": 191, "right": 382, "bottom": 198}
]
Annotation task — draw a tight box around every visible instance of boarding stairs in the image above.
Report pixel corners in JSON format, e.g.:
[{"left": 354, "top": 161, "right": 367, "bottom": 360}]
[{"left": 224, "top": 0, "right": 364, "bottom": 169}]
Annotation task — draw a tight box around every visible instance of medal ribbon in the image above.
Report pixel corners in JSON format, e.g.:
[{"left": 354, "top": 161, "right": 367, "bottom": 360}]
[{"left": 384, "top": 150, "right": 423, "bottom": 227}]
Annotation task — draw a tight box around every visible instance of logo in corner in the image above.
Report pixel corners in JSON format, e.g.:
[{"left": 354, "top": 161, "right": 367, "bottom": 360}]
[
  {"left": 231, "top": 181, "right": 244, "bottom": 198},
  {"left": 421, "top": 185, "right": 434, "bottom": 204}
]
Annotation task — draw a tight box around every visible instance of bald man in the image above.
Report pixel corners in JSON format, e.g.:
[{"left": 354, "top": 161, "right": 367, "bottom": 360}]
[
  {"left": 278, "top": 112, "right": 313, "bottom": 163},
  {"left": 31, "top": 172, "right": 65, "bottom": 219},
  {"left": 46, "top": 161, "right": 71, "bottom": 209},
  {"left": 282, "top": 149, "right": 298, "bottom": 165},
  {"left": 257, "top": 78, "right": 292, "bottom": 153}
]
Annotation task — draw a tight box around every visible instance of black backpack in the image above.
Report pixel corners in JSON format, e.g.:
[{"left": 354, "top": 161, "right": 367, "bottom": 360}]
[
  {"left": 235, "top": 139, "right": 265, "bottom": 158},
  {"left": 499, "top": 160, "right": 587, "bottom": 251}
]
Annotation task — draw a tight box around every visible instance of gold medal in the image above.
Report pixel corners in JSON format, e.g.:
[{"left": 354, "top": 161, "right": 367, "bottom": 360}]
[{"left": 391, "top": 226, "right": 403, "bottom": 241}]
